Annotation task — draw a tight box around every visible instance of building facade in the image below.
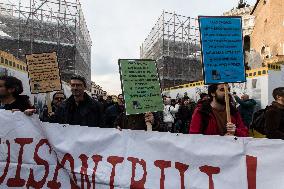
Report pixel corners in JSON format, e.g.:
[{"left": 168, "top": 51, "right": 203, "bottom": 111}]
[{"left": 251, "top": 0, "right": 284, "bottom": 61}]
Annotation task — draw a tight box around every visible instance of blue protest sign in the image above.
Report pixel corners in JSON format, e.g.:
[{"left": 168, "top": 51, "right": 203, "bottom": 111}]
[{"left": 199, "top": 16, "right": 246, "bottom": 84}]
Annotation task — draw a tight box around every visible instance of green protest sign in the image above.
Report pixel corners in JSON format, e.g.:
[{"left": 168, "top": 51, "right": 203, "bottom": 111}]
[{"left": 118, "top": 59, "right": 163, "bottom": 115}]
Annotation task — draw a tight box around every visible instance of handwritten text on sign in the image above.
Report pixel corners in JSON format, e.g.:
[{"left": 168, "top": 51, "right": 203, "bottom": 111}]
[
  {"left": 199, "top": 16, "right": 246, "bottom": 84},
  {"left": 26, "top": 52, "right": 62, "bottom": 93},
  {"left": 119, "top": 59, "right": 163, "bottom": 115}
]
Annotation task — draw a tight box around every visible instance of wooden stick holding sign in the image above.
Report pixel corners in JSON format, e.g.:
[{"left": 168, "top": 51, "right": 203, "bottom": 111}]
[
  {"left": 224, "top": 84, "right": 231, "bottom": 123},
  {"left": 45, "top": 92, "right": 52, "bottom": 115},
  {"left": 224, "top": 84, "right": 236, "bottom": 136}
]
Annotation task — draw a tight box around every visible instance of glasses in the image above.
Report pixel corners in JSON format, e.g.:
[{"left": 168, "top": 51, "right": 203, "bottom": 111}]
[
  {"left": 54, "top": 97, "right": 65, "bottom": 100},
  {"left": 218, "top": 87, "right": 230, "bottom": 92},
  {"left": 71, "top": 83, "right": 84, "bottom": 87}
]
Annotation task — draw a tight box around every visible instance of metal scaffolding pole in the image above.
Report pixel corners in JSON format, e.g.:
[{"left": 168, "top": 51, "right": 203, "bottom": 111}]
[
  {"left": 0, "top": 0, "right": 92, "bottom": 86},
  {"left": 140, "top": 11, "right": 202, "bottom": 89}
]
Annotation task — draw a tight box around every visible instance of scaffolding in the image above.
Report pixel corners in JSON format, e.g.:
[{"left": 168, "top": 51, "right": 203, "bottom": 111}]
[
  {"left": 140, "top": 11, "right": 203, "bottom": 89},
  {"left": 0, "top": 0, "right": 92, "bottom": 86}
]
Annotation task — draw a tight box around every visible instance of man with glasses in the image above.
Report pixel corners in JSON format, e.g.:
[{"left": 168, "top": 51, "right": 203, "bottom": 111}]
[
  {"left": 53, "top": 75, "right": 103, "bottom": 127},
  {"left": 189, "top": 83, "right": 248, "bottom": 137}
]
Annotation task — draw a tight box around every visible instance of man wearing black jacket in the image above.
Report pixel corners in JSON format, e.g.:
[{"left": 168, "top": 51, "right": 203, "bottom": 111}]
[{"left": 54, "top": 75, "right": 103, "bottom": 127}]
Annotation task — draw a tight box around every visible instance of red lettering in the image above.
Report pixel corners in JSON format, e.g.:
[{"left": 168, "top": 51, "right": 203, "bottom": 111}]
[
  {"left": 246, "top": 155, "right": 257, "bottom": 189},
  {"left": 127, "top": 157, "right": 147, "bottom": 189},
  {"left": 7, "top": 138, "right": 33, "bottom": 187},
  {"left": 47, "top": 153, "right": 79, "bottom": 189},
  {"left": 175, "top": 162, "right": 189, "bottom": 189},
  {"left": 0, "top": 139, "right": 10, "bottom": 184},
  {"left": 199, "top": 165, "right": 220, "bottom": 189},
  {"left": 154, "top": 160, "right": 171, "bottom": 189},
  {"left": 79, "top": 154, "right": 91, "bottom": 189},
  {"left": 91, "top": 155, "right": 103, "bottom": 188},
  {"left": 27, "top": 139, "right": 52, "bottom": 189},
  {"left": 107, "top": 156, "right": 124, "bottom": 189}
]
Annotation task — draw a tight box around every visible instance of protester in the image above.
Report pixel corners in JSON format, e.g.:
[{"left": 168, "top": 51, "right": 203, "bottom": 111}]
[
  {"left": 0, "top": 76, "right": 35, "bottom": 115},
  {"left": 176, "top": 98, "right": 195, "bottom": 134},
  {"left": 183, "top": 92, "right": 189, "bottom": 100},
  {"left": 233, "top": 93, "right": 256, "bottom": 127},
  {"left": 265, "top": 87, "right": 284, "bottom": 139},
  {"left": 163, "top": 97, "right": 180, "bottom": 132},
  {"left": 189, "top": 84, "right": 248, "bottom": 137},
  {"left": 92, "top": 94, "right": 98, "bottom": 101},
  {"left": 40, "top": 91, "right": 66, "bottom": 122},
  {"left": 105, "top": 95, "right": 114, "bottom": 109},
  {"left": 104, "top": 94, "right": 125, "bottom": 128},
  {"left": 53, "top": 75, "right": 103, "bottom": 127}
]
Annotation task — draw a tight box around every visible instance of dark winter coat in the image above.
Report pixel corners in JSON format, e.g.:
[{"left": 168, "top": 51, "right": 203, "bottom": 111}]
[
  {"left": 265, "top": 102, "right": 284, "bottom": 139},
  {"left": 234, "top": 96, "right": 256, "bottom": 127},
  {"left": 53, "top": 93, "right": 104, "bottom": 127},
  {"left": 104, "top": 103, "right": 124, "bottom": 128}
]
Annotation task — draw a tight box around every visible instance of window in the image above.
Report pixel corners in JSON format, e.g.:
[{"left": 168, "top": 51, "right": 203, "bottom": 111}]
[
  {"left": 9, "top": 61, "right": 12, "bottom": 66},
  {"left": 244, "top": 36, "right": 250, "bottom": 52},
  {"left": 13, "top": 62, "right": 15, "bottom": 67},
  {"left": 252, "top": 79, "right": 257, "bottom": 89},
  {"left": 5, "top": 59, "right": 8, "bottom": 65},
  {"left": 17, "top": 64, "right": 19, "bottom": 69},
  {"left": 1, "top": 57, "right": 4, "bottom": 63},
  {"left": 262, "top": 70, "right": 267, "bottom": 74},
  {"left": 20, "top": 65, "right": 22, "bottom": 70}
]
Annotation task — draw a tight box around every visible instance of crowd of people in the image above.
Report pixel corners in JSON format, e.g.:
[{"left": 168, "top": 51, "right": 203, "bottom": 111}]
[{"left": 1, "top": 75, "right": 284, "bottom": 140}]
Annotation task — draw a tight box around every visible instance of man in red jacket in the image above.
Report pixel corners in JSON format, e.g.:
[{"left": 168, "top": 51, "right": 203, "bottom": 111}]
[{"left": 189, "top": 84, "right": 248, "bottom": 137}]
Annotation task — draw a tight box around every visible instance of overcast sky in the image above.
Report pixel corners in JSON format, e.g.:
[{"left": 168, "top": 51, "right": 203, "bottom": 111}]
[{"left": 81, "top": 0, "right": 256, "bottom": 95}]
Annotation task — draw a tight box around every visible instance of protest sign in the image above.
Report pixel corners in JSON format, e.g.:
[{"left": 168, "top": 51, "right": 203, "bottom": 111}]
[
  {"left": 1, "top": 110, "right": 284, "bottom": 188},
  {"left": 199, "top": 16, "right": 246, "bottom": 84},
  {"left": 26, "top": 52, "right": 62, "bottom": 94},
  {"left": 118, "top": 59, "right": 163, "bottom": 115}
]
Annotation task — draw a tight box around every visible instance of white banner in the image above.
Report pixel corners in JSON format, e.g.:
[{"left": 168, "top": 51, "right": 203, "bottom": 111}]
[{"left": 0, "top": 110, "right": 283, "bottom": 189}]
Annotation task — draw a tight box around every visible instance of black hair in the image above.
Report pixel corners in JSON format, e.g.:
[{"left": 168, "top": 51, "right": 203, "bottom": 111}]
[
  {"left": 272, "top": 87, "right": 284, "bottom": 100},
  {"left": 0, "top": 76, "right": 23, "bottom": 97},
  {"left": 200, "top": 93, "right": 208, "bottom": 99},
  {"left": 71, "top": 75, "right": 87, "bottom": 87},
  {"left": 207, "top": 84, "right": 219, "bottom": 101},
  {"left": 52, "top": 91, "right": 66, "bottom": 100}
]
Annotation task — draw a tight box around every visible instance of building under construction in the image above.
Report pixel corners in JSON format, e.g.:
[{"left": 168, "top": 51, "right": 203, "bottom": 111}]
[
  {"left": 0, "top": 0, "right": 92, "bottom": 86},
  {"left": 140, "top": 11, "right": 203, "bottom": 89}
]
